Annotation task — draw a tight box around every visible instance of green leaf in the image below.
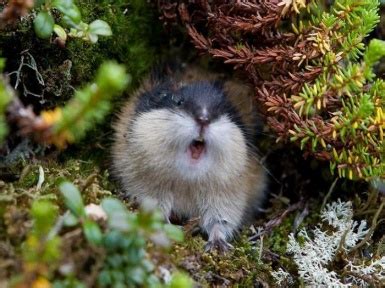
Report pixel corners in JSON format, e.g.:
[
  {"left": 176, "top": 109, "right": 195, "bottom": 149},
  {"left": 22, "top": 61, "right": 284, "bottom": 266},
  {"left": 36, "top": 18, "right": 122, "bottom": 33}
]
[
  {"left": 83, "top": 219, "right": 102, "bottom": 245},
  {"left": 62, "top": 211, "right": 79, "bottom": 226},
  {"left": 365, "top": 39, "right": 385, "bottom": 63},
  {"left": 101, "top": 198, "right": 127, "bottom": 216},
  {"left": 89, "top": 20, "right": 112, "bottom": 36},
  {"left": 88, "top": 33, "right": 99, "bottom": 44},
  {"left": 98, "top": 270, "right": 112, "bottom": 286},
  {"left": 31, "top": 200, "right": 58, "bottom": 234},
  {"left": 59, "top": 181, "right": 85, "bottom": 217},
  {"left": 104, "top": 230, "right": 124, "bottom": 249},
  {"left": 168, "top": 273, "right": 193, "bottom": 288},
  {"left": 101, "top": 198, "right": 131, "bottom": 231},
  {"left": 163, "top": 224, "right": 184, "bottom": 242},
  {"left": 52, "top": 0, "right": 73, "bottom": 9},
  {"left": 96, "top": 62, "right": 130, "bottom": 92},
  {"left": 53, "top": 24, "right": 67, "bottom": 41},
  {"left": 0, "top": 58, "right": 5, "bottom": 71},
  {"left": 53, "top": 0, "right": 81, "bottom": 24},
  {"left": 34, "top": 11, "right": 54, "bottom": 39},
  {"left": 127, "top": 267, "right": 145, "bottom": 284}
]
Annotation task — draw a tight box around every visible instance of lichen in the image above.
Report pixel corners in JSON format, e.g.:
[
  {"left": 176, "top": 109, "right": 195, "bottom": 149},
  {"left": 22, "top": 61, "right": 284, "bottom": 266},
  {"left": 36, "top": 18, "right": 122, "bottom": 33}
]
[{"left": 273, "top": 199, "right": 385, "bottom": 287}]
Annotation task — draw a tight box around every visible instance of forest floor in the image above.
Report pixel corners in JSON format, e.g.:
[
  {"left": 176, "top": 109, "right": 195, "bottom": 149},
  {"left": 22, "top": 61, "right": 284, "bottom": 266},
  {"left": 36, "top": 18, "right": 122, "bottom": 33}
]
[{"left": 2, "top": 136, "right": 382, "bottom": 287}]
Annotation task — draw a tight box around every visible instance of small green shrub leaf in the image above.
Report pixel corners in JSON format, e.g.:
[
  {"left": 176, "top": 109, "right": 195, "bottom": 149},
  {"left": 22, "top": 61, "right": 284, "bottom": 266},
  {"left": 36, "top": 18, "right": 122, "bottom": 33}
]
[
  {"left": 169, "top": 273, "right": 194, "bottom": 288},
  {"left": 59, "top": 182, "right": 85, "bottom": 217},
  {"left": 52, "top": 0, "right": 73, "bottom": 9},
  {"left": 101, "top": 198, "right": 131, "bottom": 231},
  {"left": 31, "top": 200, "right": 58, "bottom": 234},
  {"left": 89, "top": 20, "right": 112, "bottom": 36},
  {"left": 163, "top": 224, "right": 184, "bottom": 242},
  {"left": 83, "top": 219, "right": 102, "bottom": 245},
  {"left": 101, "top": 198, "right": 127, "bottom": 216},
  {"left": 34, "top": 11, "right": 54, "bottom": 39},
  {"left": 88, "top": 33, "right": 98, "bottom": 44},
  {"left": 53, "top": 24, "right": 67, "bottom": 41},
  {"left": 62, "top": 211, "right": 79, "bottom": 226},
  {"left": 53, "top": 0, "right": 81, "bottom": 24}
]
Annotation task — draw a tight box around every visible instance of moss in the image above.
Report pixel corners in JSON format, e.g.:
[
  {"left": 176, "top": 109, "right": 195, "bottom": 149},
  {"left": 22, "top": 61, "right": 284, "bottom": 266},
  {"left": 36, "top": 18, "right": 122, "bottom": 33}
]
[
  {"left": 266, "top": 216, "right": 294, "bottom": 256},
  {"left": 163, "top": 232, "right": 274, "bottom": 286},
  {"left": 0, "top": 28, "right": 70, "bottom": 108},
  {"left": 0, "top": 1, "right": 163, "bottom": 112},
  {"left": 70, "top": 0, "right": 163, "bottom": 87},
  {"left": 18, "top": 166, "right": 39, "bottom": 189},
  {"left": 1, "top": 143, "right": 381, "bottom": 287},
  {"left": 0, "top": 158, "right": 113, "bottom": 214},
  {"left": 0, "top": 156, "right": 115, "bottom": 279}
]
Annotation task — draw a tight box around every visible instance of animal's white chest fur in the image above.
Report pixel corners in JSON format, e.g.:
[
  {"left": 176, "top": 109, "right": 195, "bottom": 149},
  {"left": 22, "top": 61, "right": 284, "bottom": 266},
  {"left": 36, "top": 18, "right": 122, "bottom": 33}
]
[
  {"left": 113, "top": 109, "right": 252, "bottom": 218},
  {"left": 129, "top": 109, "right": 248, "bottom": 182}
]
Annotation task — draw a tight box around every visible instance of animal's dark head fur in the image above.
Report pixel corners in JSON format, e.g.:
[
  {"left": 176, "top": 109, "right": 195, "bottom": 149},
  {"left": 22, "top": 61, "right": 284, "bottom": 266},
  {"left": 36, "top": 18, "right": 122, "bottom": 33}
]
[{"left": 135, "top": 79, "right": 244, "bottom": 130}]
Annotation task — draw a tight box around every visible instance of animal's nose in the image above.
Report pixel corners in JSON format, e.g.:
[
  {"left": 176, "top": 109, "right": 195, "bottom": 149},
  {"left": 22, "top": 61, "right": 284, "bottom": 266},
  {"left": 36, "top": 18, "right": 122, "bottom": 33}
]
[{"left": 197, "top": 115, "right": 210, "bottom": 126}]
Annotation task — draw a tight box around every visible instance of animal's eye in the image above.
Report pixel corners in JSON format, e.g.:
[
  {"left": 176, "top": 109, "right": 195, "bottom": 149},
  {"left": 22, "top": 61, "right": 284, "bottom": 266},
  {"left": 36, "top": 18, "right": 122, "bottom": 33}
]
[
  {"left": 158, "top": 91, "right": 169, "bottom": 99},
  {"left": 172, "top": 94, "right": 184, "bottom": 106}
]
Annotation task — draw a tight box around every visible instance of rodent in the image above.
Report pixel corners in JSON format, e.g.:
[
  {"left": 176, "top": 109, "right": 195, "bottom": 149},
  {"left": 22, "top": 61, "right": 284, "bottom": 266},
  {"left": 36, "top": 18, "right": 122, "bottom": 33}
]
[{"left": 111, "top": 65, "right": 267, "bottom": 252}]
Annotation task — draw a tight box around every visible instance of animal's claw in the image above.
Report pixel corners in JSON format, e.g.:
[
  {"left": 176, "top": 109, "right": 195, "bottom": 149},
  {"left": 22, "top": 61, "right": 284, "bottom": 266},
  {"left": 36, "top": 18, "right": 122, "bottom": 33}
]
[{"left": 204, "top": 238, "right": 233, "bottom": 254}]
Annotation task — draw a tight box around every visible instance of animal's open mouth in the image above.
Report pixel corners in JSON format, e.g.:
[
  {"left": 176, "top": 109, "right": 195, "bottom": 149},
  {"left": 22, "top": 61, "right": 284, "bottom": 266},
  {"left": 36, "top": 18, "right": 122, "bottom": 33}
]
[{"left": 189, "top": 137, "right": 205, "bottom": 160}]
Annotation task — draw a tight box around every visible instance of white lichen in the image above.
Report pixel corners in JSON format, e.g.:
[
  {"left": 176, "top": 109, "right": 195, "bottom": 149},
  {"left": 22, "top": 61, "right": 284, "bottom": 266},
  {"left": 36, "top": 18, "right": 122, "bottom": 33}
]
[
  {"left": 272, "top": 199, "right": 384, "bottom": 287},
  {"left": 271, "top": 268, "right": 293, "bottom": 286},
  {"left": 345, "top": 257, "right": 385, "bottom": 287}
]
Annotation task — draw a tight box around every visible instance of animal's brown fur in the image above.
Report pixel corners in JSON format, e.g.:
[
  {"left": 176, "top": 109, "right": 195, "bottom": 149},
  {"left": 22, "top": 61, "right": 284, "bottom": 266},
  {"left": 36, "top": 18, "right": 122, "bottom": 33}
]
[{"left": 111, "top": 67, "right": 266, "bottom": 251}]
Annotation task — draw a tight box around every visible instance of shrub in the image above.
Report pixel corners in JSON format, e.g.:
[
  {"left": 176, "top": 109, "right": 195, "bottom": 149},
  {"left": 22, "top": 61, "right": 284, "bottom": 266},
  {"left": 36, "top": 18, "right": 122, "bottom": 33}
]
[{"left": 158, "top": 0, "right": 385, "bottom": 180}]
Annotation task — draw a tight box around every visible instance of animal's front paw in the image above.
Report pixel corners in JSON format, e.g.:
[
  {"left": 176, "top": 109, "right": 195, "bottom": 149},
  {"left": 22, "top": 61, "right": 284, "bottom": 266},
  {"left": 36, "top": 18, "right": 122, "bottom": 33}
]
[{"left": 204, "top": 238, "right": 234, "bottom": 254}]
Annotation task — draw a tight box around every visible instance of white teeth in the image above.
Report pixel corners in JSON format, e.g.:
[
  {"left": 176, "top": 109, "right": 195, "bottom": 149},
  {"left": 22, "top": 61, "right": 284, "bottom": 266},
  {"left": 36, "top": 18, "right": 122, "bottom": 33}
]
[{"left": 196, "top": 136, "right": 204, "bottom": 142}]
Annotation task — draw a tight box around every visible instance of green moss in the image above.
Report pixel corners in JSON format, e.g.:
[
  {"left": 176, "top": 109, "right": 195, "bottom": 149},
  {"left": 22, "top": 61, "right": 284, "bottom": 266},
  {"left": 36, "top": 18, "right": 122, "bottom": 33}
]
[
  {"left": 0, "top": 1, "right": 162, "bottom": 112},
  {"left": 0, "top": 29, "right": 71, "bottom": 106},
  {"left": 70, "top": 0, "right": 163, "bottom": 87},
  {"left": 266, "top": 215, "right": 295, "bottom": 255},
  {"left": 0, "top": 158, "right": 113, "bottom": 212},
  {"left": 19, "top": 168, "right": 39, "bottom": 189},
  {"left": 166, "top": 232, "right": 274, "bottom": 286}
]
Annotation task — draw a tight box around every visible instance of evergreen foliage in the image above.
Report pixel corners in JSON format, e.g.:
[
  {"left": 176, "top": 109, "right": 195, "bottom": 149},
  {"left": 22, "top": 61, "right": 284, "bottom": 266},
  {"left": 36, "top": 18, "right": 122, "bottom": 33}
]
[
  {"left": 0, "top": 59, "right": 12, "bottom": 143},
  {"left": 159, "top": 0, "right": 385, "bottom": 180},
  {"left": 288, "top": 0, "right": 385, "bottom": 180},
  {"left": 7, "top": 61, "right": 129, "bottom": 148}
]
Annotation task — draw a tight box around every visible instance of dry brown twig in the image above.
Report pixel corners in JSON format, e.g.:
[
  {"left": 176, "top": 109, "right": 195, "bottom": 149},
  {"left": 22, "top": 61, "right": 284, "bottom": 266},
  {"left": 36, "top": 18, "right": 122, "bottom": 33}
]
[{"left": 0, "top": 0, "right": 34, "bottom": 28}]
